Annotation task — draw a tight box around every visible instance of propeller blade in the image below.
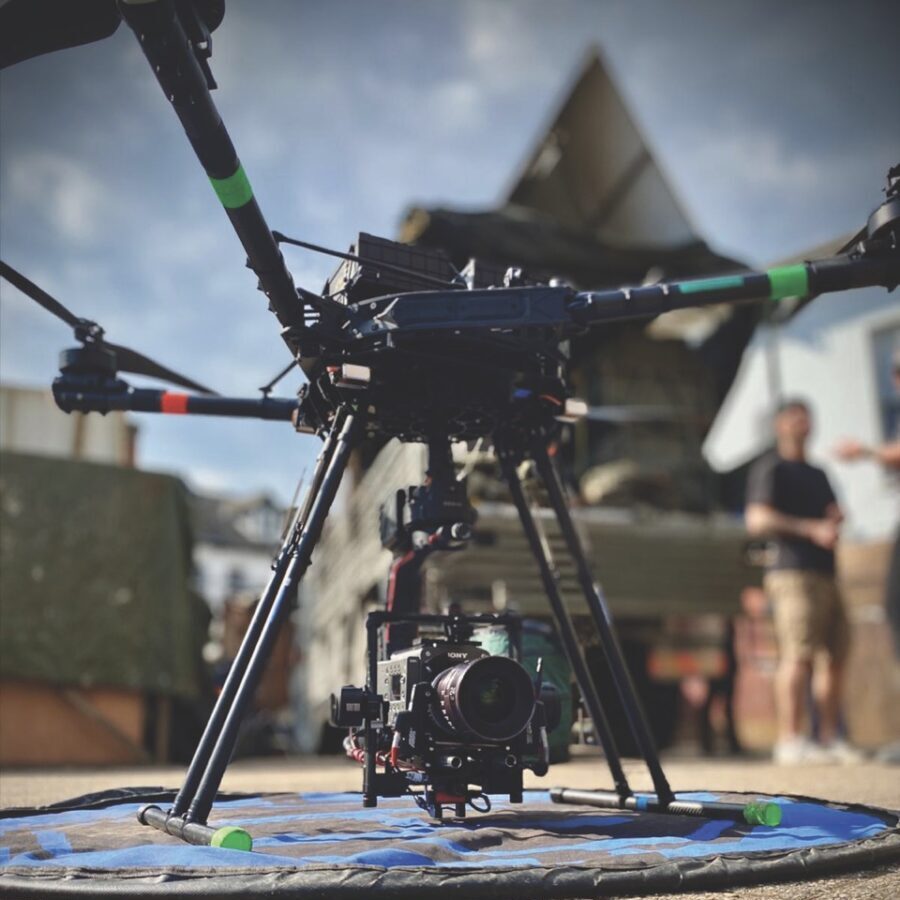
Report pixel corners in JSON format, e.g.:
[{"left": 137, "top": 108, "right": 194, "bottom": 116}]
[
  {"left": 1, "top": 259, "right": 217, "bottom": 395},
  {"left": 106, "top": 342, "right": 217, "bottom": 396},
  {"left": 836, "top": 226, "right": 868, "bottom": 255},
  {"left": 0, "top": 0, "right": 122, "bottom": 70},
  {"left": 584, "top": 405, "right": 706, "bottom": 424},
  {"left": 1, "top": 260, "right": 82, "bottom": 329}
]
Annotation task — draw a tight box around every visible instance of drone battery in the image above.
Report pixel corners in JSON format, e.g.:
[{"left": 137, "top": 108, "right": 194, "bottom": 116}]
[
  {"left": 556, "top": 398, "right": 588, "bottom": 423},
  {"left": 327, "top": 363, "right": 371, "bottom": 390},
  {"left": 324, "top": 232, "right": 457, "bottom": 304}
]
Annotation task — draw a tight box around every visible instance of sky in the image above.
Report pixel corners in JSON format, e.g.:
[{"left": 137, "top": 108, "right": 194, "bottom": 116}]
[{"left": 1, "top": 0, "right": 898, "bottom": 503}]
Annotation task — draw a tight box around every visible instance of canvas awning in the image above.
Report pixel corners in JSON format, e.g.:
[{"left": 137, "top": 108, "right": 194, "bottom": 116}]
[{"left": 0, "top": 451, "right": 207, "bottom": 698}]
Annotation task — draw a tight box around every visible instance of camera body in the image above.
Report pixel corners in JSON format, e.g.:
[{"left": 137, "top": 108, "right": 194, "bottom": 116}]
[{"left": 332, "top": 612, "right": 558, "bottom": 819}]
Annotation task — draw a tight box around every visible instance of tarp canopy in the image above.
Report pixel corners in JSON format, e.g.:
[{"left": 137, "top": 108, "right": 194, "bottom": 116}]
[
  {"left": 400, "top": 204, "right": 740, "bottom": 290},
  {"left": 0, "top": 451, "right": 206, "bottom": 699},
  {"left": 400, "top": 51, "right": 744, "bottom": 290}
]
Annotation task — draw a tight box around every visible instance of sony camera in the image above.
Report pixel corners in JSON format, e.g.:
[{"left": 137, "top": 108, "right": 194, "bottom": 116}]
[{"left": 332, "top": 611, "right": 560, "bottom": 819}]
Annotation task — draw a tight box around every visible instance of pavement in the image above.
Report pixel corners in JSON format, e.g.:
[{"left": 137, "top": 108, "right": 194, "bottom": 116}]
[{"left": 1, "top": 751, "right": 898, "bottom": 898}]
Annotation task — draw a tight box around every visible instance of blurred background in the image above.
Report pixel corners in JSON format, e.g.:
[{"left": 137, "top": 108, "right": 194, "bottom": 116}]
[{"left": 1, "top": 0, "right": 898, "bottom": 769}]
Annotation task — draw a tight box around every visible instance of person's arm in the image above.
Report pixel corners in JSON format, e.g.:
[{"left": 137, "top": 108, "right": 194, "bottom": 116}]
[
  {"left": 824, "top": 501, "right": 844, "bottom": 525},
  {"left": 835, "top": 438, "right": 900, "bottom": 470},
  {"left": 745, "top": 502, "right": 840, "bottom": 550},
  {"left": 744, "top": 455, "right": 840, "bottom": 550}
]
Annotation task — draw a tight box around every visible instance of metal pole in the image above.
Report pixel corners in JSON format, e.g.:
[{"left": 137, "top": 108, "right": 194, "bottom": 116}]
[
  {"left": 53, "top": 387, "right": 299, "bottom": 421},
  {"left": 501, "top": 453, "right": 632, "bottom": 802},
  {"left": 138, "top": 804, "right": 254, "bottom": 850},
  {"left": 118, "top": 0, "right": 304, "bottom": 345},
  {"left": 532, "top": 443, "right": 675, "bottom": 806},
  {"left": 568, "top": 253, "right": 900, "bottom": 328},
  {"left": 185, "top": 412, "right": 360, "bottom": 825},
  {"left": 550, "top": 788, "right": 782, "bottom": 827},
  {"left": 168, "top": 418, "right": 343, "bottom": 817},
  {"left": 363, "top": 617, "right": 379, "bottom": 808}
]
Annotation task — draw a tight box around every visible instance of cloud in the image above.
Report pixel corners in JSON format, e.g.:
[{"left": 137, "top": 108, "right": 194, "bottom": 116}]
[
  {"left": 4, "top": 151, "right": 117, "bottom": 246},
  {"left": 665, "top": 119, "right": 898, "bottom": 264},
  {"left": 457, "top": 0, "right": 560, "bottom": 93},
  {"left": 181, "top": 464, "right": 242, "bottom": 496},
  {"left": 687, "top": 120, "right": 828, "bottom": 194}
]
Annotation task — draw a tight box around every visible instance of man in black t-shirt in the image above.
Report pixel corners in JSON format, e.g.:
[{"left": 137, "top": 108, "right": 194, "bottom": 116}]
[{"left": 745, "top": 399, "right": 859, "bottom": 764}]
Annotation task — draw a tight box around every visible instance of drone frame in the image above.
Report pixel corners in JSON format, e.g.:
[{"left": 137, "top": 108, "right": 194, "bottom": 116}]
[{"left": 1, "top": 0, "right": 898, "bottom": 850}]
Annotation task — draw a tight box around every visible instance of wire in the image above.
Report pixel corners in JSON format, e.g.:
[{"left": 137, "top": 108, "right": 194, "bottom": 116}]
[
  {"left": 279, "top": 466, "right": 307, "bottom": 543},
  {"left": 273, "top": 231, "right": 463, "bottom": 291},
  {"left": 259, "top": 358, "right": 298, "bottom": 396}
]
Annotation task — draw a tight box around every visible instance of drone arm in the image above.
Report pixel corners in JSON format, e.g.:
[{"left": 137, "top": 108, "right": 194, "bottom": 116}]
[
  {"left": 568, "top": 252, "right": 899, "bottom": 327},
  {"left": 117, "top": 0, "right": 305, "bottom": 347},
  {"left": 52, "top": 382, "right": 299, "bottom": 423}
]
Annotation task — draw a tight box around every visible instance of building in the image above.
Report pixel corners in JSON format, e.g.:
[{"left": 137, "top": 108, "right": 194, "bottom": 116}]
[
  {"left": 0, "top": 449, "right": 205, "bottom": 765},
  {"left": 0, "top": 382, "right": 296, "bottom": 763},
  {"left": 190, "top": 491, "right": 287, "bottom": 615},
  {"left": 0, "top": 383, "right": 137, "bottom": 466},
  {"left": 299, "top": 51, "right": 768, "bottom": 754},
  {"left": 706, "top": 289, "right": 899, "bottom": 542}
]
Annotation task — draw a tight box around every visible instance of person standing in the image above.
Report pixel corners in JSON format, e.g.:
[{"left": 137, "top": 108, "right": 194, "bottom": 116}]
[
  {"left": 833, "top": 353, "right": 900, "bottom": 761},
  {"left": 745, "top": 399, "right": 859, "bottom": 764},
  {"left": 834, "top": 351, "right": 900, "bottom": 656}
]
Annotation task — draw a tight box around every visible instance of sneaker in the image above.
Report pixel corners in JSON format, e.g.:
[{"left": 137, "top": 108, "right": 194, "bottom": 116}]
[
  {"left": 772, "top": 736, "right": 833, "bottom": 765},
  {"left": 821, "top": 738, "right": 867, "bottom": 764}
]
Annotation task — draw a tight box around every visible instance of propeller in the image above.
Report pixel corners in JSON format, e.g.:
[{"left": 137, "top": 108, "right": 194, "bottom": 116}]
[
  {"left": 583, "top": 405, "right": 711, "bottom": 426},
  {"left": 0, "top": 0, "right": 225, "bottom": 70},
  {"left": 0, "top": 260, "right": 217, "bottom": 395},
  {"left": 0, "top": 0, "right": 122, "bottom": 70}
]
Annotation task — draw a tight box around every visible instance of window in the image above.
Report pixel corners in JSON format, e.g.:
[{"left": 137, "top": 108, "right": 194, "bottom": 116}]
[
  {"left": 872, "top": 324, "right": 900, "bottom": 440},
  {"left": 227, "top": 566, "right": 246, "bottom": 593}
]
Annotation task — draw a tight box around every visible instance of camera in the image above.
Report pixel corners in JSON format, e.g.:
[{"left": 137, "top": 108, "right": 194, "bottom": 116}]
[{"left": 332, "top": 611, "right": 560, "bottom": 819}]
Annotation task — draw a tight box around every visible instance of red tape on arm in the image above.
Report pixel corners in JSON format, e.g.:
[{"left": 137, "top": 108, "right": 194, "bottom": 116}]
[{"left": 161, "top": 392, "right": 190, "bottom": 414}]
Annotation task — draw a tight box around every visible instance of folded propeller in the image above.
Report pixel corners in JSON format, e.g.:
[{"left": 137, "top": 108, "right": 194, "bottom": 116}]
[{"left": 0, "top": 260, "right": 216, "bottom": 396}]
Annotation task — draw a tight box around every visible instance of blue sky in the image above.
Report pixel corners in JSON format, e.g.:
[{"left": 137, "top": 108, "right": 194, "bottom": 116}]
[{"left": 1, "top": 0, "right": 898, "bottom": 502}]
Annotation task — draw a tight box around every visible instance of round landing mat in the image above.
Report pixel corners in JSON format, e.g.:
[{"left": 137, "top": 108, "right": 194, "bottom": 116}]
[{"left": 1, "top": 788, "right": 898, "bottom": 897}]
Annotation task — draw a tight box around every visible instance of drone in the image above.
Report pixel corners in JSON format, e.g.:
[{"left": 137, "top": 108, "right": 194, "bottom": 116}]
[{"left": 1, "top": 0, "right": 897, "bottom": 850}]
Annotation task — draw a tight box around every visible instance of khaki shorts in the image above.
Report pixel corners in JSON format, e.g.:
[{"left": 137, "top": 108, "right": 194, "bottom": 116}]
[{"left": 765, "top": 569, "right": 850, "bottom": 663}]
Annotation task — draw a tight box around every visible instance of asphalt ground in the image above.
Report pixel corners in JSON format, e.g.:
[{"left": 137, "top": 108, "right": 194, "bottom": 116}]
[{"left": 2, "top": 752, "right": 898, "bottom": 898}]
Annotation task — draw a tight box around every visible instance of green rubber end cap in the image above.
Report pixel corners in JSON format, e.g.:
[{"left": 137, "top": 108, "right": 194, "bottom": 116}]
[
  {"left": 210, "top": 825, "right": 253, "bottom": 851},
  {"left": 744, "top": 801, "right": 782, "bottom": 827}
]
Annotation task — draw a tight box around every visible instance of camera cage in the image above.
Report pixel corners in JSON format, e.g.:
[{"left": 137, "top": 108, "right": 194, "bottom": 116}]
[{"left": 333, "top": 610, "right": 545, "bottom": 819}]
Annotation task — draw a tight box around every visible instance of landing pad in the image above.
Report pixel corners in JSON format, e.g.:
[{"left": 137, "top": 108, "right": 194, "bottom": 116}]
[{"left": 1, "top": 788, "right": 898, "bottom": 897}]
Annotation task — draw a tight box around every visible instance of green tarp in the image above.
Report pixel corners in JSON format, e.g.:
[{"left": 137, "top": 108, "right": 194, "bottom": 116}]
[{"left": 0, "top": 451, "right": 205, "bottom": 699}]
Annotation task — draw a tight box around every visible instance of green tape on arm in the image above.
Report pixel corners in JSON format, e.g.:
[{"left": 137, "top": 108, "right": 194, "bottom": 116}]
[
  {"left": 209, "top": 165, "right": 253, "bottom": 209},
  {"left": 678, "top": 274, "right": 746, "bottom": 294},
  {"left": 767, "top": 264, "right": 808, "bottom": 301}
]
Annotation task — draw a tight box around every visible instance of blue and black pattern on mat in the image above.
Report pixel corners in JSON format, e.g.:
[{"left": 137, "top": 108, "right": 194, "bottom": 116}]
[{"left": 0, "top": 791, "right": 892, "bottom": 871}]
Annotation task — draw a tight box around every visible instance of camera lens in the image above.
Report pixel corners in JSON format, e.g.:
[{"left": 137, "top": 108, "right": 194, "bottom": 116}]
[
  {"left": 432, "top": 656, "right": 535, "bottom": 742},
  {"left": 471, "top": 674, "right": 514, "bottom": 720}
]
